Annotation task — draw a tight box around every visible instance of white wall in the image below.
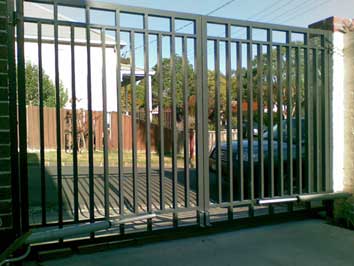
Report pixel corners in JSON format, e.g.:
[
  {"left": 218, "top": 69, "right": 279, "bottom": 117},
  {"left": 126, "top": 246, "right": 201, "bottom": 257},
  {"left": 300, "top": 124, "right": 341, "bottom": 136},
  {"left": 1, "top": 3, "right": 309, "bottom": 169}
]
[
  {"left": 343, "top": 32, "right": 354, "bottom": 192},
  {"left": 24, "top": 43, "right": 119, "bottom": 112},
  {"left": 332, "top": 31, "right": 345, "bottom": 192}
]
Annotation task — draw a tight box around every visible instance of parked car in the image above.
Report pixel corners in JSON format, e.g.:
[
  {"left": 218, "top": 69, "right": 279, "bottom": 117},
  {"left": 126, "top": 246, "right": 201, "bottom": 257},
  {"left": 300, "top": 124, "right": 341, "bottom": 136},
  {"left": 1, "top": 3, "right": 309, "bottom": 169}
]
[
  {"left": 242, "top": 121, "right": 263, "bottom": 138},
  {"left": 209, "top": 118, "right": 305, "bottom": 199}
]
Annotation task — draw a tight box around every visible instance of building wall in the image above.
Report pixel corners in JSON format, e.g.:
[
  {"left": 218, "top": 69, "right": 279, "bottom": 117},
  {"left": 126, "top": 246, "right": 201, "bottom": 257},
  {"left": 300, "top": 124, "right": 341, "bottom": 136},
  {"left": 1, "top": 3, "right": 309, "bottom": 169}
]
[
  {"left": 310, "top": 17, "right": 354, "bottom": 193},
  {"left": 0, "top": 0, "right": 14, "bottom": 248},
  {"left": 343, "top": 31, "right": 354, "bottom": 193}
]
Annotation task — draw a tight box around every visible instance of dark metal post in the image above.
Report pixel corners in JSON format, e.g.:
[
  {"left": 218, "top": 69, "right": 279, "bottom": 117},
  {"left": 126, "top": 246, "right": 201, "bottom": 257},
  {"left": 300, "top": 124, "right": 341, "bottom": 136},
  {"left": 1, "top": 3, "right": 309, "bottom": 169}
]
[
  {"left": 144, "top": 14, "right": 152, "bottom": 230},
  {"left": 70, "top": 25, "right": 79, "bottom": 223},
  {"left": 85, "top": 7, "right": 95, "bottom": 229},
  {"left": 182, "top": 36, "right": 190, "bottom": 209},
  {"left": 257, "top": 44, "right": 264, "bottom": 199},
  {"left": 16, "top": 0, "right": 29, "bottom": 233},
  {"left": 101, "top": 28, "right": 110, "bottom": 220},
  {"left": 225, "top": 24, "right": 233, "bottom": 219},
  {"left": 170, "top": 17, "right": 178, "bottom": 227},
  {"left": 115, "top": 10, "right": 125, "bottom": 233},
  {"left": 157, "top": 33, "right": 165, "bottom": 211},
  {"left": 130, "top": 31, "right": 138, "bottom": 213},
  {"left": 37, "top": 23, "right": 47, "bottom": 226},
  {"left": 236, "top": 42, "right": 244, "bottom": 202}
]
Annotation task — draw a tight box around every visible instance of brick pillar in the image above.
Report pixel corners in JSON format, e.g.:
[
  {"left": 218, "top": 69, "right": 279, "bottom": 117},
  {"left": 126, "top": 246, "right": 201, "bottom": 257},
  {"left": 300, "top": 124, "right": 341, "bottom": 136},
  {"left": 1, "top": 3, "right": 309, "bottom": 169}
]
[
  {"left": 0, "top": 0, "right": 16, "bottom": 251},
  {"left": 310, "top": 17, "right": 354, "bottom": 193},
  {"left": 343, "top": 31, "right": 354, "bottom": 193},
  {"left": 310, "top": 17, "right": 354, "bottom": 223}
]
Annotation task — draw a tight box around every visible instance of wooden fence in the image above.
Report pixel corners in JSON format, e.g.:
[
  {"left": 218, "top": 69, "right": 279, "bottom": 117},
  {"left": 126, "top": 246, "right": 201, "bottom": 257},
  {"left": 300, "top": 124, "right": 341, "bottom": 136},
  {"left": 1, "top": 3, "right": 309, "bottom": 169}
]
[
  {"left": 26, "top": 106, "right": 237, "bottom": 155},
  {"left": 26, "top": 106, "right": 192, "bottom": 154}
]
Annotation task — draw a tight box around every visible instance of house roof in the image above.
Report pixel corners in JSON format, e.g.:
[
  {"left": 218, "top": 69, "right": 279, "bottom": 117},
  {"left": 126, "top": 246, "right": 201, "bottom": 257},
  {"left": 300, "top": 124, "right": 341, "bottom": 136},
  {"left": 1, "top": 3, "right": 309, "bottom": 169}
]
[{"left": 23, "top": 2, "right": 125, "bottom": 47}]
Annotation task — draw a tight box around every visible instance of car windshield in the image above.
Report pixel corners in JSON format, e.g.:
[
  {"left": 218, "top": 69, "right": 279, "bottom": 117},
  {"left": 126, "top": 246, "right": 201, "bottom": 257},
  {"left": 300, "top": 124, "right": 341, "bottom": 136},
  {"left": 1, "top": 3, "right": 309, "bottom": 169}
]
[{"left": 263, "top": 119, "right": 305, "bottom": 142}]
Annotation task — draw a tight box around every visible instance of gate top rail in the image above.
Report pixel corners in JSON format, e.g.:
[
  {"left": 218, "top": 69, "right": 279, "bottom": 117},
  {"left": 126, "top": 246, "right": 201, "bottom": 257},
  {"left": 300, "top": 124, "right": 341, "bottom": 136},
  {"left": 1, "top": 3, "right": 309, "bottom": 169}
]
[{"left": 24, "top": 0, "right": 331, "bottom": 37}]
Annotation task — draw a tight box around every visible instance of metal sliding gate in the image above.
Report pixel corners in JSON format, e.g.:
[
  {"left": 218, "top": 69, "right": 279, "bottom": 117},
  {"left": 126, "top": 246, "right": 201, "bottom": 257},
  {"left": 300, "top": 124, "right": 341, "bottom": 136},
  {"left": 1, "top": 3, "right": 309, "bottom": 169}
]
[{"left": 11, "top": 0, "right": 333, "bottom": 245}]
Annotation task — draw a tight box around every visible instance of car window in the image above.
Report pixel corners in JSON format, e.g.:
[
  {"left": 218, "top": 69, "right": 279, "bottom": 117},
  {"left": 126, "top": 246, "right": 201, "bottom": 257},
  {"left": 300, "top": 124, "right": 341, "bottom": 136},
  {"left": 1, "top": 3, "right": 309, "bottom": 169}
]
[{"left": 263, "top": 118, "right": 305, "bottom": 142}]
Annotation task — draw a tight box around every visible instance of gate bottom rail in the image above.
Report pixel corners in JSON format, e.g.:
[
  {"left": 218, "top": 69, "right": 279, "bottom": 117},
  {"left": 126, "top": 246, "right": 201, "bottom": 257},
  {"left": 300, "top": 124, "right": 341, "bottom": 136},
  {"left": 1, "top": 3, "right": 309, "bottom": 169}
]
[{"left": 0, "top": 213, "right": 157, "bottom": 265}]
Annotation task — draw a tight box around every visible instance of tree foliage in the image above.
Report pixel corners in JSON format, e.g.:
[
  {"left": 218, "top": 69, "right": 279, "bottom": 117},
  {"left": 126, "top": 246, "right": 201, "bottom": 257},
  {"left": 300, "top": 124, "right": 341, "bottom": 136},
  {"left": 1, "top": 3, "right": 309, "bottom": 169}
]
[
  {"left": 120, "top": 45, "right": 316, "bottom": 130},
  {"left": 25, "top": 62, "right": 68, "bottom": 108}
]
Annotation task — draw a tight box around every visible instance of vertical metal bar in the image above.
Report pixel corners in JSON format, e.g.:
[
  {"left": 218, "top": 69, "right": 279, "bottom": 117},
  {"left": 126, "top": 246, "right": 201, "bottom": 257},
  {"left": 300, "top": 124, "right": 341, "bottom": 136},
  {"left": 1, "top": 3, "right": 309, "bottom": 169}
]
[
  {"left": 323, "top": 34, "right": 330, "bottom": 192},
  {"left": 236, "top": 42, "right": 244, "bottom": 201},
  {"left": 130, "top": 31, "right": 138, "bottom": 213},
  {"left": 295, "top": 47, "right": 302, "bottom": 194},
  {"left": 157, "top": 34, "right": 165, "bottom": 211},
  {"left": 192, "top": 37, "right": 198, "bottom": 209},
  {"left": 115, "top": 11, "right": 125, "bottom": 233},
  {"left": 214, "top": 40, "right": 222, "bottom": 204},
  {"left": 321, "top": 41, "right": 328, "bottom": 192},
  {"left": 54, "top": 3, "right": 63, "bottom": 228},
  {"left": 327, "top": 32, "right": 334, "bottom": 193},
  {"left": 15, "top": 0, "right": 29, "bottom": 233},
  {"left": 226, "top": 25, "right": 233, "bottom": 211},
  {"left": 85, "top": 7, "right": 95, "bottom": 225},
  {"left": 171, "top": 18, "right": 178, "bottom": 225},
  {"left": 182, "top": 36, "right": 190, "bottom": 208},
  {"left": 304, "top": 33, "right": 312, "bottom": 194},
  {"left": 257, "top": 44, "right": 264, "bottom": 199},
  {"left": 37, "top": 23, "right": 46, "bottom": 225},
  {"left": 286, "top": 37, "right": 293, "bottom": 196},
  {"left": 276, "top": 45, "right": 284, "bottom": 197},
  {"left": 247, "top": 29, "right": 254, "bottom": 203},
  {"left": 101, "top": 28, "right": 110, "bottom": 219},
  {"left": 70, "top": 25, "right": 79, "bottom": 223},
  {"left": 313, "top": 48, "right": 319, "bottom": 192},
  {"left": 267, "top": 30, "right": 274, "bottom": 198},
  {"left": 198, "top": 17, "right": 208, "bottom": 225},
  {"left": 144, "top": 14, "right": 152, "bottom": 230},
  {"left": 317, "top": 48, "right": 323, "bottom": 193},
  {"left": 199, "top": 17, "right": 210, "bottom": 225}
]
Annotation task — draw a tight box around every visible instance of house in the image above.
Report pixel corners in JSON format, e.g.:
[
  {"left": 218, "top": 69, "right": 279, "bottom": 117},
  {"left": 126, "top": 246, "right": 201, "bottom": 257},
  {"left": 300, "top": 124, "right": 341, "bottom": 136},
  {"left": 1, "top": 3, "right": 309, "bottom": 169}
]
[{"left": 23, "top": 2, "right": 155, "bottom": 115}]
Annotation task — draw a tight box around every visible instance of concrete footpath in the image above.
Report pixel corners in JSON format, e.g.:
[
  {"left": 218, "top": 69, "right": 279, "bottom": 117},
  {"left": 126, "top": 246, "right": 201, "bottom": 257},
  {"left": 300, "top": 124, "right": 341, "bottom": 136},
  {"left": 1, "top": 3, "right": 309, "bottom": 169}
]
[{"left": 28, "top": 219, "right": 354, "bottom": 266}]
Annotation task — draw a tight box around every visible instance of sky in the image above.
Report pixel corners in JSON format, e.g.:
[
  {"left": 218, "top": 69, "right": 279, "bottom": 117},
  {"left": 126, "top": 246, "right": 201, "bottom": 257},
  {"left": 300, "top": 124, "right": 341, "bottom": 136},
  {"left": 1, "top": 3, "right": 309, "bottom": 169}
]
[
  {"left": 23, "top": 0, "right": 354, "bottom": 96},
  {"left": 95, "top": 0, "right": 354, "bottom": 27}
]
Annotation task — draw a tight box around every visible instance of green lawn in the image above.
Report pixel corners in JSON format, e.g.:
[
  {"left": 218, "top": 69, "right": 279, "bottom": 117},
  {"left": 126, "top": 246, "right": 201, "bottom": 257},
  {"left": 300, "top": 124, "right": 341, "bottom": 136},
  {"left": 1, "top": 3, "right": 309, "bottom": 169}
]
[{"left": 27, "top": 150, "right": 192, "bottom": 168}]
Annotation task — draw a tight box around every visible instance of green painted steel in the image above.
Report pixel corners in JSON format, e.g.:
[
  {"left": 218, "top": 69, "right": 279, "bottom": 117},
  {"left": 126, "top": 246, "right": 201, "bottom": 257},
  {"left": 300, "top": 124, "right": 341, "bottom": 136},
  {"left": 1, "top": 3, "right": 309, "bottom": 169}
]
[{"left": 11, "top": 0, "right": 333, "bottom": 245}]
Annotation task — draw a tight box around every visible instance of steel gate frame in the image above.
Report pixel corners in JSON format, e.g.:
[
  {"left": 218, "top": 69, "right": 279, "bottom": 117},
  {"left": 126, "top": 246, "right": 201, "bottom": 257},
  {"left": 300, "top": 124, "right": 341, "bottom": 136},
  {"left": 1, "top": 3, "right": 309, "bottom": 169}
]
[
  {"left": 9, "top": 0, "right": 336, "bottom": 246},
  {"left": 200, "top": 15, "right": 333, "bottom": 220}
]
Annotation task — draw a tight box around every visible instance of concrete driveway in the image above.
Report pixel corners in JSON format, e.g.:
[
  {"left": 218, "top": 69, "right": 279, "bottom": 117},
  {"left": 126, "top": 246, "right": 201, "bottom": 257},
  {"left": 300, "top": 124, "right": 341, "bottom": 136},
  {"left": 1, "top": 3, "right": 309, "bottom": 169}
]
[{"left": 28, "top": 219, "right": 354, "bottom": 266}]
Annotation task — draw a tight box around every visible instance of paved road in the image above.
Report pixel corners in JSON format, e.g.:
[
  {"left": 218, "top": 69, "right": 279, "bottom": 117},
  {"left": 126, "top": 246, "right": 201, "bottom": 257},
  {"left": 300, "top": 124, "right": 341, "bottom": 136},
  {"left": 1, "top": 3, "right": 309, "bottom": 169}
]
[
  {"left": 27, "top": 219, "right": 354, "bottom": 266},
  {"left": 28, "top": 166, "right": 202, "bottom": 224}
]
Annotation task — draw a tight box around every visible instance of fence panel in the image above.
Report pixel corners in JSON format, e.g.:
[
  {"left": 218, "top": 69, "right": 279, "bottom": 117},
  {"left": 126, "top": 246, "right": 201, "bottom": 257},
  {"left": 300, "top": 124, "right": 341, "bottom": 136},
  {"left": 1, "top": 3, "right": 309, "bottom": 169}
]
[{"left": 13, "top": 0, "right": 333, "bottom": 244}]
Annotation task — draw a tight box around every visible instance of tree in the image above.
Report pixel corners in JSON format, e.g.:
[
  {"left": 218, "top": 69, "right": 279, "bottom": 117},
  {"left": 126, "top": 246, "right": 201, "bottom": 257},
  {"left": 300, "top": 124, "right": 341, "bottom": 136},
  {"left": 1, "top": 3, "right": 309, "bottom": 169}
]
[
  {"left": 151, "top": 55, "right": 196, "bottom": 111},
  {"left": 120, "top": 55, "right": 197, "bottom": 124},
  {"left": 25, "top": 62, "right": 68, "bottom": 108}
]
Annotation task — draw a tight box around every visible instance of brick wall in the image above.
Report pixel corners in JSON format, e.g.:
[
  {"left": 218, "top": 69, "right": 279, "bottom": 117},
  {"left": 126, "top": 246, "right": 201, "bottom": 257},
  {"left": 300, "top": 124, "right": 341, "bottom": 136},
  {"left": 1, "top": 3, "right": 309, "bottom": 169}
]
[{"left": 0, "top": 0, "right": 13, "bottom": 240}]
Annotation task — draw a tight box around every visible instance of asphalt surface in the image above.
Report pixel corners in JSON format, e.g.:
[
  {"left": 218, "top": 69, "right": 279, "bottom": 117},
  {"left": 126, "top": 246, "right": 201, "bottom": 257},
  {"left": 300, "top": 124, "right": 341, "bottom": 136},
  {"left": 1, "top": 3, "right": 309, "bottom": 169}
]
[{"left": 26, "top": 219, "right": 354, "bottom": 266}]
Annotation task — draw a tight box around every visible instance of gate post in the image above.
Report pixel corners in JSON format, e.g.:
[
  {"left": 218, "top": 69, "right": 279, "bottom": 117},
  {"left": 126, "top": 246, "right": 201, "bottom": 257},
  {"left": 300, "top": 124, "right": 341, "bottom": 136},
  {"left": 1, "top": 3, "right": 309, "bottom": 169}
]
[
  {"left": 310, "top": 17, "right": 354, "bottom": 194},
  {"left": 310, "top": 17, "right": 354, "bottom": 219},
  {"left": 0, "top": 0, "right": 19, "bottom": 252},
  {"left": 195, "top": 16, "right": 211, "bottom": 227}
]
